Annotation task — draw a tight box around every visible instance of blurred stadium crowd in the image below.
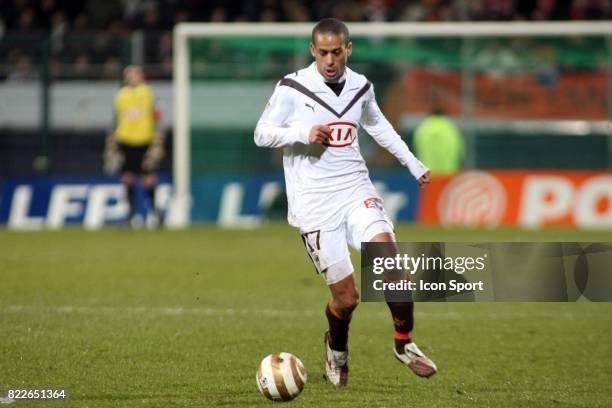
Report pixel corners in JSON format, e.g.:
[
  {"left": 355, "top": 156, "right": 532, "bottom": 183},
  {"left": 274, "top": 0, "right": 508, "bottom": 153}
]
[
  {"left": 1, "top": 0, "right": 611, "bottom": 80},
  {"left": 3, "top": 0, "right": 612, "bottom": 29}
]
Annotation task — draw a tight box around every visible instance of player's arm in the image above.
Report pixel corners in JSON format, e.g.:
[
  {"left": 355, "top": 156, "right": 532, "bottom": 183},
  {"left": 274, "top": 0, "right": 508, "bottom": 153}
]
[
  {"left": 103, "top": 98, "right": 121, "bottom": 175},
  {"left": 109, "top": 93, "right": 119, "bottom": 140},
  {"left": 254, "top": 82, "right": 315, "bottom": 148},
  {"left": 360, "top": 87, "right": 431, "bottom": 186},
  {"left": 143, "top": 93, "right": 165, "bottom": 171}
]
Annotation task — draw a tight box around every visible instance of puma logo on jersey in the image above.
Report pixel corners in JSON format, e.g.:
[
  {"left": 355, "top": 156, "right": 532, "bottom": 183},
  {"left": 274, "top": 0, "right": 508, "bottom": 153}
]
[
  {"left": 323, "top": 121, "right": 357, "bottom": 148},
  {"left": 305, "top": 102, "right": 315, "bottom": 112}
]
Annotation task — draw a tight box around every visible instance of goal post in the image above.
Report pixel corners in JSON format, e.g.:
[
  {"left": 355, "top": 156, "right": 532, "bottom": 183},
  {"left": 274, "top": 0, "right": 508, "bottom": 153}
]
[{"left": 172, "top": 22, "right": 612, "bottom": 228}]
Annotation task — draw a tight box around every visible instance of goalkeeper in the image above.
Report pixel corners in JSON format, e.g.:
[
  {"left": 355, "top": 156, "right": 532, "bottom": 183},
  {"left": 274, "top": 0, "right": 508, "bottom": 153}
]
[{"left": 105, "top": 65, "right": 164, "bottom": 227}]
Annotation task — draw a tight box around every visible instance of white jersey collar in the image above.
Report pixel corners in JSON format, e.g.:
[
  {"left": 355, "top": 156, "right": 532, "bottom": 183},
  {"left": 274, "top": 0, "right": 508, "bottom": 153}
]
[{"left": 308, "top": 62, "right": 350, "bottom": 95}]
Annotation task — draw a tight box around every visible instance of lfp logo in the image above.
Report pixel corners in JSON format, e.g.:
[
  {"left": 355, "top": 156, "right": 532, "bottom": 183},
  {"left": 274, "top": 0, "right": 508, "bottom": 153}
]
[{"left": 323, "top": 121, "right": 357, "bottom": 147}]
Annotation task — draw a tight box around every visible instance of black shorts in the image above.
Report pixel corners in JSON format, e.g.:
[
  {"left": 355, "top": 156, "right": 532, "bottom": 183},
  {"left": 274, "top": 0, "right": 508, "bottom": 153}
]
[{"left": 118, "top": 143, "right": 150, "bottom": 174}]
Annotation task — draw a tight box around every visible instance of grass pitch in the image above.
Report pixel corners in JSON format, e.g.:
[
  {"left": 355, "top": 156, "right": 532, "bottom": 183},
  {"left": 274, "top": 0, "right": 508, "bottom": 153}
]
[{"left": 1, "top": 225, "right": 611, "bottom": 407}]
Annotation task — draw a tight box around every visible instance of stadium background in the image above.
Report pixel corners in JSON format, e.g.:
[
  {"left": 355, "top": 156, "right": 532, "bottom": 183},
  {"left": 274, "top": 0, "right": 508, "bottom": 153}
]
[
  {"left": 0, "top": 0, "right": 611, "bottom": 227},
  {"left": 1, "top": 1, "right": 611, "bottom": 406}
]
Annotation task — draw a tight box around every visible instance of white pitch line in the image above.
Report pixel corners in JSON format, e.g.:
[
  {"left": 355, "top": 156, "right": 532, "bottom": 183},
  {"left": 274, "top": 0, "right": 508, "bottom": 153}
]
[
  {"left": 0, "top": 305, "right": 583, "bottom": 320},
  {"left": 2, "top": 305, "right": 318, "bottom": 318}
]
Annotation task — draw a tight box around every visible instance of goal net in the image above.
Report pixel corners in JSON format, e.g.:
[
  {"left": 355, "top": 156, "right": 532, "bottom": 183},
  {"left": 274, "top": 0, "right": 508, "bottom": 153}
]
[{"left": 172, "top": 22, "right": 612, "bottom": 228}]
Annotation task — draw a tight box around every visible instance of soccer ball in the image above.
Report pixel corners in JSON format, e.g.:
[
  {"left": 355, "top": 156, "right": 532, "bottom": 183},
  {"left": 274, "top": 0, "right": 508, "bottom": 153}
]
[{"left": 256, "top": 352, "right": 307, "bottom": 401}]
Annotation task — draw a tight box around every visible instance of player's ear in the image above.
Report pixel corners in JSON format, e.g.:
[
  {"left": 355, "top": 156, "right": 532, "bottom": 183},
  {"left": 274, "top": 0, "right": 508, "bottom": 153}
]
[
  {"left": 346, "top": 41, "right": 352, "bottom": 57},
  {"left": 309, "top": 42, "right": 316, "bottom": 58}
]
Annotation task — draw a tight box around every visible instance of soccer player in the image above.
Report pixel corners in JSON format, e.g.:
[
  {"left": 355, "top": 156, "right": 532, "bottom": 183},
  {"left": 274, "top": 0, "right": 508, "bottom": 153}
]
[
  {"left": 108, "top": 65, "right": 163, "bottom": 227},
  {"left": 254, "top": 18, "right": 437, "bottom": 385}
]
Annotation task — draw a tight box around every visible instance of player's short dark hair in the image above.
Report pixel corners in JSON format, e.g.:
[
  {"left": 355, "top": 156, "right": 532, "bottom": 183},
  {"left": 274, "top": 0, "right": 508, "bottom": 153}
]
[{"left": 312, "top": 18, "right": 350, "bottom": 45}]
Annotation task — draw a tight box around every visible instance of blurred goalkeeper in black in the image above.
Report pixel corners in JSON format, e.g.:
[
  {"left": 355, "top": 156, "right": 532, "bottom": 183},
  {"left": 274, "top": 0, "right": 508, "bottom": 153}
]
[{"left": 104, "top": 65, "right": 164, "bottom": 228}]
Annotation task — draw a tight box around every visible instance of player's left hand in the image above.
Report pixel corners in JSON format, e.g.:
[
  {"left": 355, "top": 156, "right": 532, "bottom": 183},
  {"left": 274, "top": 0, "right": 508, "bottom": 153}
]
[
  {"left": 417, "top": 171, "right": 431, "bottom": 187},
  {"left": 103, "top": 134, "right": 122, "bottom": 175},
  {"left": 142, "top": 134, "right": 165, "bottom": 171}
]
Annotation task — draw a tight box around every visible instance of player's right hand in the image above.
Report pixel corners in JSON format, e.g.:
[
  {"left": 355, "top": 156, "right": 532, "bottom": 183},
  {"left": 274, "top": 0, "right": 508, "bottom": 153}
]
[
  {"left": 417, "top": 171, "right": 431, "bottom": 187},
  {"left": 308, "top": 124, "right": 331, "bottom": 144}
]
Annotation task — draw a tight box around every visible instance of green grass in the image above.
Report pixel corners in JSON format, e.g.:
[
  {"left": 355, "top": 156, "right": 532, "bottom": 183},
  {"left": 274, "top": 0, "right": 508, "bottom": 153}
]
[{"left": 0, "top": 225, "right": 611, "bottom": 407}]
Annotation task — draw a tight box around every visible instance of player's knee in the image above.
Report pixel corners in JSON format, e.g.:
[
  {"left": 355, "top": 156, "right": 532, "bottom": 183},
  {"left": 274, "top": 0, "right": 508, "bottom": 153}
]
[
  {"left": 142, "top": 174, "right": 156, "bottom": 188},
  {"left": 369, "top": 231, "right": 395, "bottom": 243},
  {"left": 336, "top": 288, "right": 359, "bottom": 314},
  {"left": 348, "top": 289, "right": 360, "bottom": 311},
  {"left": 121, "top": 173, "right": 134, "bottom": 185}
]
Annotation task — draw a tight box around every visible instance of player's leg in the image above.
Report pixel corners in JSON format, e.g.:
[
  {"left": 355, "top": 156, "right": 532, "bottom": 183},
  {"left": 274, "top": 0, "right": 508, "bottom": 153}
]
[
  {"left": 118, "top": 143, "right": 141, "bottom": 226},
  {"left": 369, "top": 232, "right": 414, "bottom": 347},
  {"left": 141, "top": 172, "right": 156, "bottom": 202},
  {"left": 141, "top": 171, "right": 159, "bottom": 227},
  {"left": 347, "top": 197, "right": 437, "bottom": 378},
  {"left": 323, "top": 263, "right": 357, "bottom": 386},
  {"left": 300, "top": 228, "right": 354, "bottom": 386},
  {"left": 141, "top": 139, "right": 164, "bottom": 227},
  {"left": 327, "top": 271, "right": 359, "bottom": 351},
  {"left": 120, "top": 170, "right": 136, "bottom": 222},
  {"left": 370, "top": 231, "right": 437, "bottom": 378}
]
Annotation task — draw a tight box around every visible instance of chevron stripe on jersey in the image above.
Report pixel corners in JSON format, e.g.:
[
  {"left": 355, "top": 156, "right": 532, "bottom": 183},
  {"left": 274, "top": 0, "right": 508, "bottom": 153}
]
[{"left": 279, "top": 78, "right": 371, "bottom": 118}]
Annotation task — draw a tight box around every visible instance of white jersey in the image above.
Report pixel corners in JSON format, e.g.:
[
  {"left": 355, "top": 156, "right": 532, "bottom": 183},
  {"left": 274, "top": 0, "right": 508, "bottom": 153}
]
[{"left": 254, "top": 62, "right": 428, "bottom": 231}]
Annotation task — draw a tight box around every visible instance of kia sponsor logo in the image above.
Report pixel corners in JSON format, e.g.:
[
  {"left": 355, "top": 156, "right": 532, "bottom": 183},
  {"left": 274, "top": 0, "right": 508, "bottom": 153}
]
[{"left": 323, "top": 121, "right": 357, "bottom": 147}]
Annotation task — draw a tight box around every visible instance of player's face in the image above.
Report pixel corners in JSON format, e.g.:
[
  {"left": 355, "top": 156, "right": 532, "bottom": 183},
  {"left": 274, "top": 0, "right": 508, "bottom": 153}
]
[
  {"left": 124, "top": 67, "right": 143, "bottom": 87},
  {"left": 310, "top": 32, "right": 352, "bottom": 82}
]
